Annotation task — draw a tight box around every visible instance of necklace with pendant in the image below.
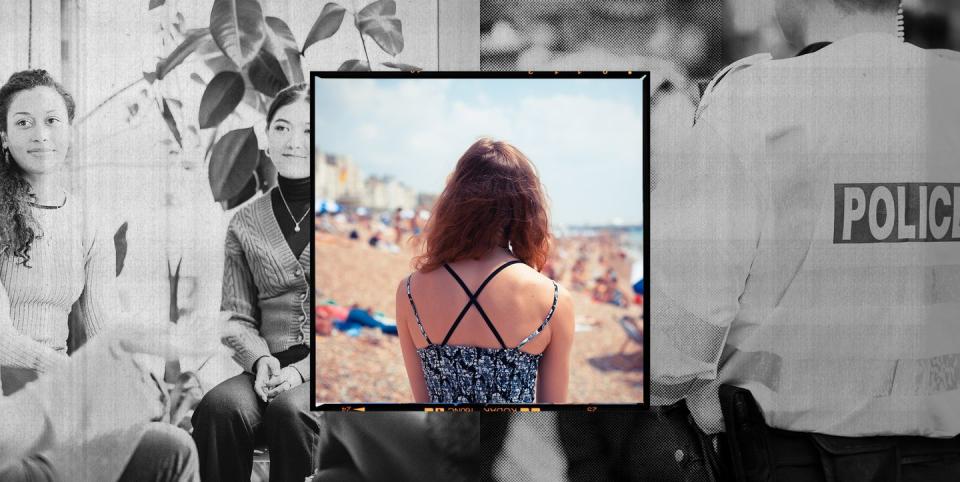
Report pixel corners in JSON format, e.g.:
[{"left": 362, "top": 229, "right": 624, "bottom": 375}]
[{"left": 278, "top": 186, "right": 310, "bottom": 232}]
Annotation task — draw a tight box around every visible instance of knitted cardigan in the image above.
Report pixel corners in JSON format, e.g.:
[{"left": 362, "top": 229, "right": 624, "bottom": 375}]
[{"left": 220, "top": 192, "right": 312, "bottom": 381}]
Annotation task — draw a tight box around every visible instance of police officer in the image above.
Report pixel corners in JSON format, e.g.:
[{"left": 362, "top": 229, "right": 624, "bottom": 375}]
[{"left": 651, "top": 0, "right": 960, "bottom": 480}]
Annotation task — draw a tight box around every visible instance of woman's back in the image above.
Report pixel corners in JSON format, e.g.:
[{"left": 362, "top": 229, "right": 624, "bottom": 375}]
[
  {"left": 397, "top": 250, "right": 573, "bottom": 404},
  {"left": 396, "top": 138, "right": 574, "bottom": 404}
]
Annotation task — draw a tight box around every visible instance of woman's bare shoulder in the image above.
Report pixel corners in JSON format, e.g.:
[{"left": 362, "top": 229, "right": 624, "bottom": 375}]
[{"left": 509, "top": 262, "right": 566, "bottom": 293}]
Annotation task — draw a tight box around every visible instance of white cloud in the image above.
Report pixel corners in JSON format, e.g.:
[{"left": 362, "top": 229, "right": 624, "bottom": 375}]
[{"left": 315, "top": 79, "right": 645, "bottom": 225}]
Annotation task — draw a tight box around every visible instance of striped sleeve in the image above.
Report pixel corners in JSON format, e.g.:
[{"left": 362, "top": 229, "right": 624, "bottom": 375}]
[
  {"left": 220, "top": 216, "right": 270, "bottom": 373},
  {"left": 0, "top": 280, "right": 67, "bottom": 373},
  {"left": 72, "top": 217, "right": 121, "bottom": 343}
]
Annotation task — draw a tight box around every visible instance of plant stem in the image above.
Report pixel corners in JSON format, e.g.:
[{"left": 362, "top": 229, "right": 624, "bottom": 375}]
[
  {"left": 358, "top": 24, "right": 371, "bottom": 69},
  {"left": 76, "top": 76, "right": 144, "bottom": 126}
]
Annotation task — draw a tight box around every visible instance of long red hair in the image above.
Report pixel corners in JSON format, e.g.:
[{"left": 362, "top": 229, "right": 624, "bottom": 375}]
[{"left": 414, "top": 138, "right": 552, "bottom": 272}]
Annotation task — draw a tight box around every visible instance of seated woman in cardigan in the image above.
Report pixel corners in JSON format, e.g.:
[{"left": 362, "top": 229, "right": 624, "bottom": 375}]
[{"left": 191, "top": 83, "right": 317, "bottom": 482}]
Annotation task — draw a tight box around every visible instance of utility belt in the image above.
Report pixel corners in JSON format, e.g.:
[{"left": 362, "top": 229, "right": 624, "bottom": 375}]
[{"left": 718, "top": 385, "right": 960, "bottom": 482}]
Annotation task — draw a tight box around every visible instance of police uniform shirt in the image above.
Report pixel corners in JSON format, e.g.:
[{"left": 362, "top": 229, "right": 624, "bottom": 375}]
[{"left": 651, "top": 33, "right": 960, "bottom": 437}]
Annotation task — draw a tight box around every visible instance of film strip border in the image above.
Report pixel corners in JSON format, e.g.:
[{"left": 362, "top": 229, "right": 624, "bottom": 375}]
[
  {"left": 318, "top": 404, "right": 643, "bottom": 413},
  {"left": 310, "top": 70, "right": 650, "bottom": 412}
]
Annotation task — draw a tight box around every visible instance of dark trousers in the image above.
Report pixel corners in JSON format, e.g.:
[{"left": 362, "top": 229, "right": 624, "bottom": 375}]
[
  {"left": 757, "top": 429, "right": 960, "bottom": 482},
  {"left": 0, "top": 422, "right": 198, "bottom": 482},
  {"left": 721, "top": 385, "right": 960, "bottom": 482},
  {"left": 191, "top": 372, "right": 320, "bottom": 482}
]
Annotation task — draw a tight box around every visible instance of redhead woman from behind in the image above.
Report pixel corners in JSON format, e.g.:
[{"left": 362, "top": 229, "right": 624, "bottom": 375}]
[{"left": 396, "top": 138, "right": 575, "bottom": 404}]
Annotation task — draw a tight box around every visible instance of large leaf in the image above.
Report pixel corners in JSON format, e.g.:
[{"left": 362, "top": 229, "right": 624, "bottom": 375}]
[
  {"left": 209, "top": 127, "right": 259, "bottom": 201},
  {"left": 382, "top": 62, "right": 422, "bottom": 71},
  {"left": 209, "top": 0, "right": 267, "bottom": 68},
  {"left": 338, "top": 59, "right": 370, "bottom": 71},
  {"left": 247, "top": 48, "right": 289, "bottom": 97},
  {"left": 203, "top": 54, "right": 240, "bottom": 76},
  {"left": 265, "top": 17, "right": 304, "bottom": 84},
  {"left": 160, "top": 98, "right": 183, "bottom": 148},
  {"left": 356, "top": 0, "right": 403, "bottom": 56},
  {"left": 149, "top": 0, "right": 165, "bottom": 10},
  {"left": 256, "top": 149, "right": 277, "bottom": 191},
  {"left": 224, "top": 175, "right": 258, "bottom": 209},
  {"left": 265, "top": 17, "right": 299, "bottom": 56},
  {"left": 302, "top": 2, "right": 346, "bottom": 55},
  {"left": 198, "top": 71, "right": 245, "bottom": 129},
  {"left": 156, "top": 28, "right": 211, "bottom": 80},
  {"left": 114, "top": 222, "right": 128, "bottom": 277}
]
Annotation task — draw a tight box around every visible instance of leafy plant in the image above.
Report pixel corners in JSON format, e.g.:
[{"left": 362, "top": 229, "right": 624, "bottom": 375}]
[
  {"left": 302, "top": 0, "right": 420, "bottom": 72},
  {"left": 136, "top": 0, "right": 421, "bottom": 209}
]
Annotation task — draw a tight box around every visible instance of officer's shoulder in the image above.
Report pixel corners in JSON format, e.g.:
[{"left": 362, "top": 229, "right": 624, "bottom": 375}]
[
  {"left": 694, "top": 53, "right": 773, "bottom": 123},
  {"left": 931, "top": 48, "right": 960, "bottom": 63}
]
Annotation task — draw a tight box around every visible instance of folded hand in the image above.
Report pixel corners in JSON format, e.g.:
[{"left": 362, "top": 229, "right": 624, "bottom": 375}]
[{"left": 265, "top": 366, "right": 303, "bottom": 401}]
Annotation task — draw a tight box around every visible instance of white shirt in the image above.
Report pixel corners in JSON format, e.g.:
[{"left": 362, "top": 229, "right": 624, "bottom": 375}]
[{"left": 651, "top": 33, "right": 960, "bottom": 437}]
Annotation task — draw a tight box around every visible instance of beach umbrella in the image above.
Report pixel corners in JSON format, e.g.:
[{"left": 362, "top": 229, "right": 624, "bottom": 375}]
[{"left": 323, "top": 200, "right": 341, "bottom": 214}]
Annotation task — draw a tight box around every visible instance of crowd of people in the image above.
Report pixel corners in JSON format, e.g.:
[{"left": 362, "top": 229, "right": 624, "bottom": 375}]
[
  {"left": 317, "top": 206, "right": 429, "bottom": 252},
  {"left": 543, "top": 232, "right": 640, "bottom": 310}
]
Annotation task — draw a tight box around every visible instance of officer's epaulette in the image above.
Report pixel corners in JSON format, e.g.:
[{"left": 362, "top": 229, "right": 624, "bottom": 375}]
[{"left": 694, "top": 52, "right": 772, "bottom": 124}]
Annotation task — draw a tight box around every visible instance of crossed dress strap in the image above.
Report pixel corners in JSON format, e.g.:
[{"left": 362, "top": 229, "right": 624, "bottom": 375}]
[
  {"left": 406, "top": 259, "right": 558, "bottom": 350},
  {"left": 440, "top": 260, "right": 523, "bottom": 348}
]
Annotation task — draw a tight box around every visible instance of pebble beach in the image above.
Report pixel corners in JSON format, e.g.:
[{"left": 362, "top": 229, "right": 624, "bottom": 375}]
[{"left": 315, "top": 232, "right": 644, "bottom": 404}]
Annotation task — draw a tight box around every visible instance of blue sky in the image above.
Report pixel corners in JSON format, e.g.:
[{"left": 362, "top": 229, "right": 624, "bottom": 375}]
[{"left": 314, "top": 77, "right": 645, "bottom": 226}]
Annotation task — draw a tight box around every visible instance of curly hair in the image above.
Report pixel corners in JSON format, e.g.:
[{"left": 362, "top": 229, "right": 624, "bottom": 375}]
[
  {"left": 0, "top": 69, "right": 75, "bottom": 266},
  {"left": 413, "top": 138, "right": 553, "bottom": 272}
]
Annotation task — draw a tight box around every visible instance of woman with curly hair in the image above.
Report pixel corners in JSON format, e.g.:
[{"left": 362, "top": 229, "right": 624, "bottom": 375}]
[
  {"left": 0, "top": 68, "right": 103, "bottom": 385},
  {"left": 0, "top": 69, "right": 198, "bottom": 481}
]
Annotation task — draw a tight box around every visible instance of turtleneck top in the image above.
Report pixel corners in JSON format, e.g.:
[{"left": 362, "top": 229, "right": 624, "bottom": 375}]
[{"left": 270, "top": 175, "right": 311, "bottom": 258}]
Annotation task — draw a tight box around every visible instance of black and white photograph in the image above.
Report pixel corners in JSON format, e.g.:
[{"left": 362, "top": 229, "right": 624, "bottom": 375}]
[{"left": 0, "top": 0, "right": 441, "bottom": 481}]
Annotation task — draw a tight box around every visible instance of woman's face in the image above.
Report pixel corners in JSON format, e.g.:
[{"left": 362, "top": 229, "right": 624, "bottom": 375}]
[
  {"left": 267, "top": 98, "right": 310, "bottom": 179},
  {"left": 1, "top": 86, "right": 71, "bottom": 179}
]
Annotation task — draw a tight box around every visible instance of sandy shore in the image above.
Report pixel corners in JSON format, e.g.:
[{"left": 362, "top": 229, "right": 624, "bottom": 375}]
[{"left": 315, "top": 232, "right": 643, "bottom": 404}]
